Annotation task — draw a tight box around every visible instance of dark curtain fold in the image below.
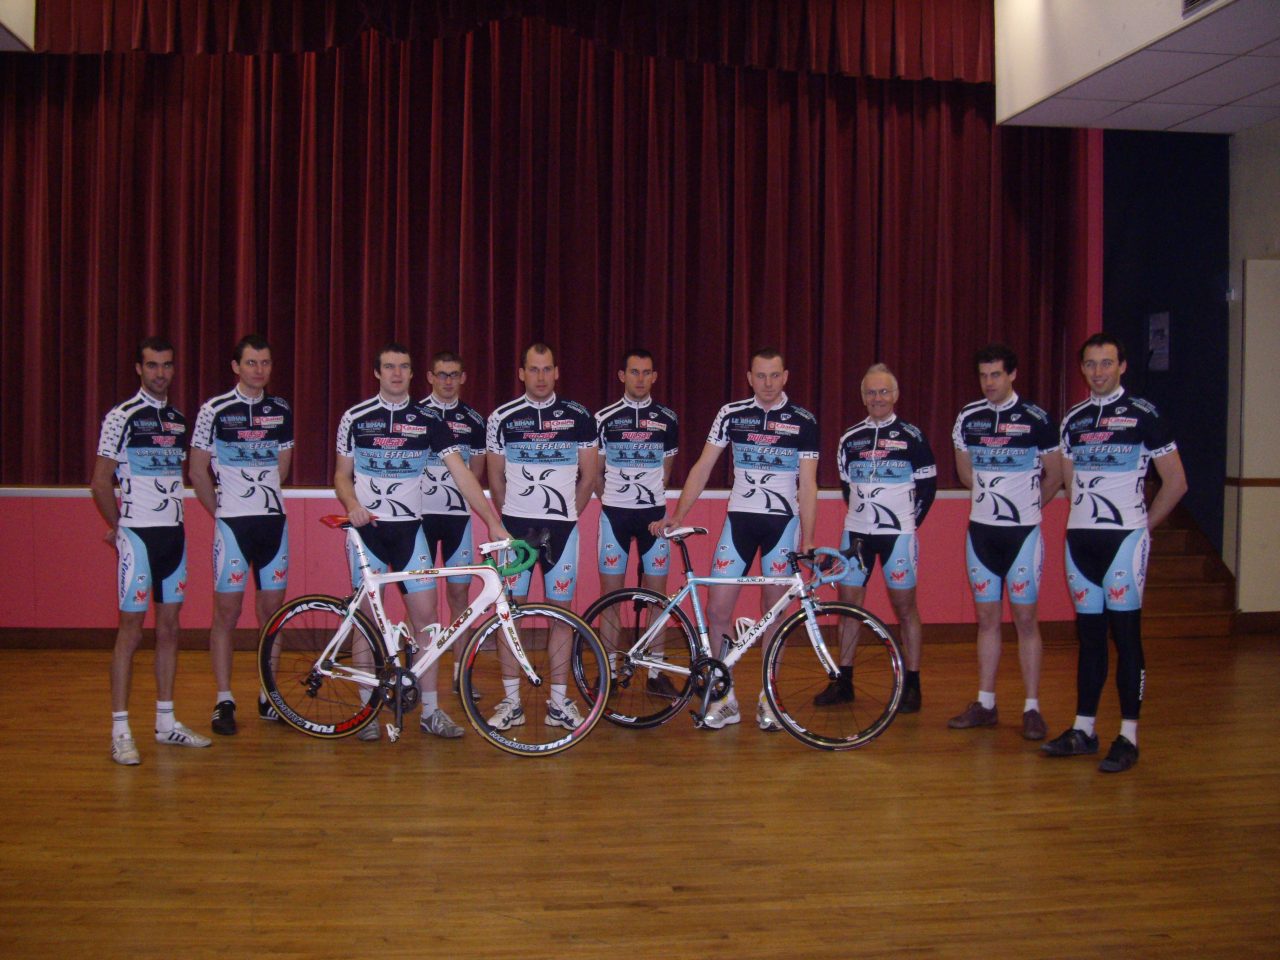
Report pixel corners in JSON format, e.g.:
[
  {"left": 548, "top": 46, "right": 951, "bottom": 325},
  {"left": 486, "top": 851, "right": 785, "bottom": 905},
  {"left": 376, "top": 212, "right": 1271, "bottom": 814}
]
[
  {"left": 35, "top": 0, "right": 994, "bottom": 83},
  {"left": 2, "top": 11, "right": 1085, "bottom": 490}
]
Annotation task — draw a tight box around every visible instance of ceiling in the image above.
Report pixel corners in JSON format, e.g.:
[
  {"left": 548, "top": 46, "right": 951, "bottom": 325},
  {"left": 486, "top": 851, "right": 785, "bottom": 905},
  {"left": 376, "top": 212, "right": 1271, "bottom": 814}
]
[{"left": 1003, "top": 0, "right": 1280, "bottom": 133}]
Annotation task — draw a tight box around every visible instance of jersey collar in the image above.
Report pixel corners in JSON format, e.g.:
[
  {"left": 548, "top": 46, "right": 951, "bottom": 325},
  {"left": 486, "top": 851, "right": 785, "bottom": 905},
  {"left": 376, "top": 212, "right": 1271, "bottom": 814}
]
[
  {"left": 752, "top": 391, "right": 789, "bottom": 413},
  {"left": 375, "top": 393, "right": 412, "bottom": 411},
  {"left": 1089, "top": 386, "right": 1125, "bottom": 406},
  {"left": 523, "top": 392, "right": 558, "bottom": 409},
  {"left": 234, "top": 385, "right": 264, "bottom": 404},
  {"left": 135, "top": 388, "right": 166, "bottom": 408},
  {"left": 426, "top": 394, "right": 458, "bottom": 411},
  {"left": 985, "top": 391, "right": 1019, "bottom": 413},
  {"left": 619, "top": 395, "right": 652, "bottom": 410},
  {"left": 864, "top": 413, "right": 898, "bottom": 428}
]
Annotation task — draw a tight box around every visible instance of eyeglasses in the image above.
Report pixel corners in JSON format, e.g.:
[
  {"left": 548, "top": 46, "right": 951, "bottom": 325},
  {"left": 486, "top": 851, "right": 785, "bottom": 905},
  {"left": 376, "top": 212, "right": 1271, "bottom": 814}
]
[
  {"left": 863, "top": 388, "right": 894, "bottom": 398},
  {"left": 432, "top": 371, "right": 462, "bottom": 381}
]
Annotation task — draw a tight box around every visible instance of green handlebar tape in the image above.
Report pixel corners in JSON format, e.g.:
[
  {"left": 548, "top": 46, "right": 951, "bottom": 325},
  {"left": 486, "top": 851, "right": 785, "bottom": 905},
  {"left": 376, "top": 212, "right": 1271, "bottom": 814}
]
[{"left": 492, "top": 540, "right": 539, "bottom": 578}]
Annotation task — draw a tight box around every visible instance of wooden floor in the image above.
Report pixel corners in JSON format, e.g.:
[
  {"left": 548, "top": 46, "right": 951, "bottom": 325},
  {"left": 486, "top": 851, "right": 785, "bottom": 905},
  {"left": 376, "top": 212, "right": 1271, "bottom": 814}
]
[{"left": 2, "top": 635, "right": 1277, "bottom": 959}]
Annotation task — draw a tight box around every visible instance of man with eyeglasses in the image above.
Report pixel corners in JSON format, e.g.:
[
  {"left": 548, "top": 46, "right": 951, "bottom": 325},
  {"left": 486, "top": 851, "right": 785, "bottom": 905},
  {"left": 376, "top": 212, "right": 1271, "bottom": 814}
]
[
  {"left": 827, "top": 363, "right": 935, "bottom": 713},
  {"left": 418, "top": 351, "right": 489, "bottom": 702}
]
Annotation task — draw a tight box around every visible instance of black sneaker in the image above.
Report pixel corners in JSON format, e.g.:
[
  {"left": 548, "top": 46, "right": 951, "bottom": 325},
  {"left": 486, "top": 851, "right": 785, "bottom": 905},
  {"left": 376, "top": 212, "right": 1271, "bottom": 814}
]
[
  {"left": 813, "top": 679, "right": 854, "bottom": 706},
  {"left": 1098, "top": 735, "right": 1139, "bottom": 773},
  {"left": 1040, "top": 727, "right": 1100, "bottom": 757},
  {"left": 211, "top": 699, "right": 237, "bottom": 736},
  {"left": 897, "top": 684, "right": 921, "bottom": 714},
  {"left": 258, "top": 699, "right": 281, "bottom": 722}
]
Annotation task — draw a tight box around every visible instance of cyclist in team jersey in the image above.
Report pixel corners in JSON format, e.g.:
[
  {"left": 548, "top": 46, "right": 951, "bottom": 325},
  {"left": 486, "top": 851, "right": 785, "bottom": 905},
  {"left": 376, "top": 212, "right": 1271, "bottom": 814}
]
[
  {"left": 190, "top": 334, "right": 294, "bottom": 736},
  {"left": 594, "top": 349, "right": 680, "bottom": 697},
  {"left": 485, "top": 343, "right": 598, "bottom": 732},
  {"left": 652, "top": 347, "right": 819, "bottom": 732},
  {"left": 92, "top": 336, "right": 211, "bottom": 765},
  {"left": 417, "top": 351, "right": 488, "bottom": 696},
  {"left": 335, "top": 342, "right": 508, "bottom": 741},
  {"left": 828, "top": 363, "right": 935, "bottom": 714},
  {"left": 948, "top": 344, "right": 1062, "bottom": 741},
  {"left": 1043, "top": 332, "right": 1186, "bottom": 773}
]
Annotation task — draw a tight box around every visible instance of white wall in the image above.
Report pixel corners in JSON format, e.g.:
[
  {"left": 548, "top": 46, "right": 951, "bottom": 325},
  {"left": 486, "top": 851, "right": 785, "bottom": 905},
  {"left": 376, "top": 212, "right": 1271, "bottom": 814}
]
[
  {"left": 995, "top": 0, "right": 1233, "bottom": 123},
  {"left": 1227, "top": 115, "right": 1280, "bottom": 612},
  {"left": 0, "top": 0, "right": 35, "bottom": 51}
]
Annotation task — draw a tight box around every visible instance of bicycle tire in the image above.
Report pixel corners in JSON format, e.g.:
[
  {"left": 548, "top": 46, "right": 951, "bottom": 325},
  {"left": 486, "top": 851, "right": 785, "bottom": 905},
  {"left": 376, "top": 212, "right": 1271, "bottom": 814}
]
[
  {"left": 458, "top": 602, "right": 610, "bottom": 756},
  {"left": 577, "top": 588, "right": 699, "bottom": 728},
  {"left": 258, "top": 594, "right": 385, "bottom": 739},
  {"left": 762, "top": 601, "right": 903, "bottom": 751}
]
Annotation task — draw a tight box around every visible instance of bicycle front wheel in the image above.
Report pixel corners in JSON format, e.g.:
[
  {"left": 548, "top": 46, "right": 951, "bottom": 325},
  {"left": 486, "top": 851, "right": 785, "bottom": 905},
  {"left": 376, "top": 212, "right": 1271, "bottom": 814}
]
[
  {"left": 578, "top": 588, "right": 698, "bottom": 728},
  {"left": 258, "top": 594, "right": 385, "bottom": 739},
  {"left": 763, "top": 602, "right": 903, "bottom": 751},
  {"left": 459, "top": 603, "right": 610, "bottom": 756}
]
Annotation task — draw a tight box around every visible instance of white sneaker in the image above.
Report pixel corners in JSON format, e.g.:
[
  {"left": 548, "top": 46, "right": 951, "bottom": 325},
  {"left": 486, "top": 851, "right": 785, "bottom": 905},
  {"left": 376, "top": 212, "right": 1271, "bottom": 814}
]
[
  {"left": 111, "top": 735, "right": 141, "bottom": 765},
  {"left": 545, "top": 698, "right": 584, "bottom": 730},
  {"left": 155, "top": 722, "right": 212, "bottom": 748},
  {"left": 756, "top": 691, "right": 782, "bottom": 732},
  {"left": 702, "top": 697, "right": 741, "bottom": 730},
  {"left": 487, "top": 695, "right": 526, "bottom": 730},
  {"left": 420, "top": 708, "right": 465, "bottom": 738}
]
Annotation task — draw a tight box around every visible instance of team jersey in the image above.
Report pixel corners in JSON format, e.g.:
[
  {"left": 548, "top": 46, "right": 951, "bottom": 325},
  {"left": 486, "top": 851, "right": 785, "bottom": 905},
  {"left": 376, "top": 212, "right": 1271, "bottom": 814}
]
[
  {"left": 707, "top": 393, "right": 819, "bottom": 516},
  {"left": 1061, "top": 387, "right": 1176, "bottom": 531},
  {"left": 838, "top": 415, "right": 936, "bottom": 534},
  {"left": 487, "top": 393, "right": 596, "bottom": 521},
  {"left": 191, "top": 387, "right": 294, "bottom": 518},
  {"left": 952, "top": 392, "right": 1058, "bottom": 527},
  {"left": 595, "top": 396, "right": 679, "bottom": 509},
  {"left": 336, "top": 395, "right": 459, "bottom": 522},
  {"left": 96, "top": 390, "right": 188, "bottom": 528},
  {"left": 419, "top": 395, "right": 487, "bottom": 516}
]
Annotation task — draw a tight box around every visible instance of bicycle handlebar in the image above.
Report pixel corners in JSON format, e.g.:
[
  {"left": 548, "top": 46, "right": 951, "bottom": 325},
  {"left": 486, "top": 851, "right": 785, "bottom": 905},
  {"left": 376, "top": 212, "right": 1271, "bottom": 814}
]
[
  {"left": 811, "top": 547, "right": 848, "bottom": 587},
  {"left": 484, "top": 539, "right": 540, "bottom": 578}
]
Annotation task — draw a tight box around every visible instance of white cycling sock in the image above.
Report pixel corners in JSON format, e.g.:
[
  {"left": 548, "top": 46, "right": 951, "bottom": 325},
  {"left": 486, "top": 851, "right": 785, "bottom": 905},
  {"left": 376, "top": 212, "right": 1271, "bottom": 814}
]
[
  {"left": 1073, "top": 714, "right": 1096, "bottom": 737},
  {"left": 502, "top": 678, "right": 521, "bottom": 701},
  {"left": 216, "top": 690, "right": 234, "bottom": 704},
  {"left": 155, "top": 701, "right": 176, "bottom": 733},
  {"left": 1120, "top": 719, "right": 1139, "bottom": 745},
  {"left": 421, "top": 692, "right": 439, "bottom": 715},
  {"left": 1024, "top": 698, "right": 1040, "bottom": 713},
  {"left": 112, "top": 711, "right": 131, "bottom": 740},
  {"left": 978, "top": 690, "right": 996, "bottom": 709}
]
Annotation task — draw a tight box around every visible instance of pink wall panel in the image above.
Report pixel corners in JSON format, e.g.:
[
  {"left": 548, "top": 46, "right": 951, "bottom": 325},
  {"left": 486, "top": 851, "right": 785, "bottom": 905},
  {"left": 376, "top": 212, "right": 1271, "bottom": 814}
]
[{"left": 1, "top": 491, "right": 1074, "bottom": 632}]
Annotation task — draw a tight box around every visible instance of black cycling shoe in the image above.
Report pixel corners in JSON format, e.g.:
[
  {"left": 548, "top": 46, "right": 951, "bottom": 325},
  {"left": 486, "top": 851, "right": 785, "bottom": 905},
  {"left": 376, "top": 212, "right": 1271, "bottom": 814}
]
[
  {"left": 1098, "top": 735, "right": 1139, "bottom": 773},
  {"left": 211, "top": 699, "right": 237, "bottom": 736},
  {"left": 1040, "top": 727, "right": 1100, "bottom": 757},
  {"left": 813, "top": 680, "right": 854, "bottom": 706},
  {"left": 897, "top": 684, "right": 921, "bottom": 714}
]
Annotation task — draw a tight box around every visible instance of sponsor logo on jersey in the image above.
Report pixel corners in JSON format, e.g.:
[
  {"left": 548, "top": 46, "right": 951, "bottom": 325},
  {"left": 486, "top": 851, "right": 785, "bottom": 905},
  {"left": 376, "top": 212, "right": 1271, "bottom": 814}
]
[
  {"left": 641, "top": 420, "right": 667, "bottom": 431},
  {"left": 553, "top": 577, "right": 572, "bottom": 593},
  {"left": 652, "top": 555, "right": 667, "bottom": 568},
  {"left": 393, "top": 423, "right": 428, "bottom": 436},
  {"left": 152, "top": 435, "right": 177, "bottom": 447},
  {"left": 973, "top": 578, "right": 991, "bottom": 594},
  {"left": 161, "top": 421, "right": 185, "bottom": 434},
  {"left": 770, "top": 559, "right": 788, "bottom": 573},
  {"left": 603, "top": 554, "right": 620, "bottom": 568},
  {"left": 509, "top": 418, "right": 535, "bottom": 429},
  {"left": 1108, "top": 585, "right": 1128, "bottom": 602},
  {"left": 1009, "top": 580, "right": 1029, "bottom": 596},
  {"left": 221, "top": 414, "right": 248, "bottom": 425},
  {"left": 771, "top": 422, "right": 800, "bottom": 435},
  {"left": 713, "top": 557, "right": 734, "bottom": 571},
  {"left": 890, "top": 569, "right": 908, "bottom": 582},
  {"left": 372, "top": 437, "right": 407, "bottom": 448},
  {"left": 979, "top": 436, "right": 1011, "bottom": 446},
  {"left": 879, "top": 439, "right": 908, "bottom": 450},
  {"left": 446, "top": 421, "right": 469, "bottom": 434},
  {"left": 998, "top": 423, "right": 1031, "bottom": 435},
  {"left": 1078, "top": 432, "right": 1113, "bottom": 443},
  {"left": 237, "top": 430, "right": 268, "bottom": 441},
  {"left": 1073, "top": 588, "right": 1089, "bottom": 604},
  {"left": 746, "top": 433, "right": 780, "bottom": 445},
  {"left": 543, "top": 419, "right": 574, "bottom": 429},
  {"left": 523, "top": 432, "right": 557, "bottom": 441},
  {"left": 254, "top": 415, "right": 285, "bottom": 427},
  {"left": 621, "top": 431, "right": 653, "bottom": 442},
  {"left": 1102, "top": 417, "right": 1138, "bottom": 429},
  {"left": 357, "top": 419, "right": 386, "bottom": 431}
]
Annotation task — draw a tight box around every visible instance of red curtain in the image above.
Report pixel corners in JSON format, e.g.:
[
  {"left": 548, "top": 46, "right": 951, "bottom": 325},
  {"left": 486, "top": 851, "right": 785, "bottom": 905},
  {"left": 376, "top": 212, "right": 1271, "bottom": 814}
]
[{"left": 1, "top": 6, "right": 1087, "bottom": 489}]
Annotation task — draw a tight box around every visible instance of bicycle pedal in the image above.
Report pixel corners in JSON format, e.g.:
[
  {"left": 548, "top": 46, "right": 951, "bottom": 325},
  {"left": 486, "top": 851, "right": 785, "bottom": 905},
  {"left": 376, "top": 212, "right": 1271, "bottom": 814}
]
[
  {"left": 689, "top": 710, "right": 705, "bottom": 729},
  {"left": 386, "top": 724, "right": 401, "bottom": 743}
]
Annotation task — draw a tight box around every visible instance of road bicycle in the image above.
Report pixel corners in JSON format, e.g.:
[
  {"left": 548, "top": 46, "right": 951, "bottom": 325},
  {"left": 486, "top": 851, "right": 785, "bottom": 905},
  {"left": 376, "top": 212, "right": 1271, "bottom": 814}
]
[
  {"left": 258, "top": 516, "right": 610, "bottom": 757},
  {"left": 573, "top": 526, "right": 903, "bottom": 750}
]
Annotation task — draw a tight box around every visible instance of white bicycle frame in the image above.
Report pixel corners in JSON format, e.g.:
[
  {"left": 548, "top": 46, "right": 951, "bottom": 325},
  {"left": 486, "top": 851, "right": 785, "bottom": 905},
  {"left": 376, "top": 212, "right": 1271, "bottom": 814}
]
[
  {"left": 621, "top": 528, "right": 846, "bottom": 682},
  {"left": 315, "top": 527, "right": 542, "bottom": 693}
]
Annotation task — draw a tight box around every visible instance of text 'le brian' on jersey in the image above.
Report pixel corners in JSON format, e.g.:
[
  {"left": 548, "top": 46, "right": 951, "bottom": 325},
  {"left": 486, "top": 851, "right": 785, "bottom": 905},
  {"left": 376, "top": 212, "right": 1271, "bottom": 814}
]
[
  {"left": 192, "top": 386, "right": 294, "bottom": 518},
  {"left": 595, "top": 395, "right": 679, "bottom": 510},
  {"left": 839, "top": 415, "right": 936, "bottom": 534},
  {"left": 487, "top": 393, "right": 596, "bottom": 521},
  {"left": 708, "top": 393, "right": 819, "bottom": 517},
  {"left": 337, "top": 396, "right": 459, "bottom": 522},
  {"left": 97, "top": 390, "right": 188, "bottom": 527},
  {"left": 1061, "top": 387, "right": 1176, "bottom": 531},
  {"left": 419, "top": 395, "right": 487, "bottom": 516},
  {"left": 952, "top": 392, "right": 1057, "bottom": 527}
]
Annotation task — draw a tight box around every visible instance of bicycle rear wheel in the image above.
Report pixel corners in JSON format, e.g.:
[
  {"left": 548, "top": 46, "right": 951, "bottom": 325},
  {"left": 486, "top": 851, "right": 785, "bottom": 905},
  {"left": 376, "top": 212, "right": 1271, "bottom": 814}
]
[
  {"left": 762, "top": 602, "right": 903, "bottom": 751},
  {"left": 577, "top": 588, "right": 698, "bottom": 728},
  {"left": 458, "top": 602, "right": 610, "bottom": 756},
  {"left": 258, "top": 594, "right": 385, "bottom": 739}
]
